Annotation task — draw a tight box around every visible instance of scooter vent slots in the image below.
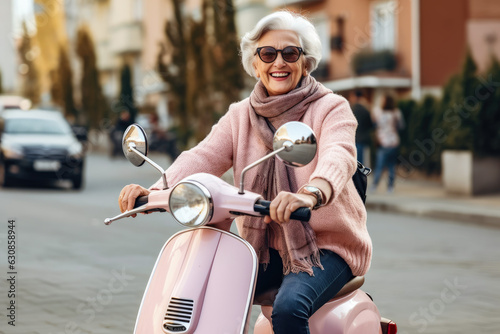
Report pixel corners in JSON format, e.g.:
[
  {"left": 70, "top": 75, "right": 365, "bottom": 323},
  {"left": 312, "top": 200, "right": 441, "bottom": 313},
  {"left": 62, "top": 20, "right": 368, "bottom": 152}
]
[{"left": 163, "top": 297, "right": 194, "bottom": 333}]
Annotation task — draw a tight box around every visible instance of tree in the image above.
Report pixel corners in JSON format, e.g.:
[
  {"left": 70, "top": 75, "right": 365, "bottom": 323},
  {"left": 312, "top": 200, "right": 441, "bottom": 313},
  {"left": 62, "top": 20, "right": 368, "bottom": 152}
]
[
  {"left": 115, "top": 63, "right": 138, "bottom": 122},
  {"left": 157, "top": 0, "right": 244, "bottom": 147},
  {"left": 439, "top": 49, "right": 479, "bottom": 152},
  {"left": 397, "top": 49, "right": 500, "bottom": 175},
  {"left": 61, "top": 46, "right": 77, "bottom": 118},
  {"left": 18, "top": 21, "right": 41, "bottom": 106},
  {"left": 50, "top": 46, "right": 76, "bottom": 118},
  {"left": 476, "top": 54, "right": 500, "bottom": 156},
  {"left": 75, "top": 26, "right": 109, "bottom": 129}
]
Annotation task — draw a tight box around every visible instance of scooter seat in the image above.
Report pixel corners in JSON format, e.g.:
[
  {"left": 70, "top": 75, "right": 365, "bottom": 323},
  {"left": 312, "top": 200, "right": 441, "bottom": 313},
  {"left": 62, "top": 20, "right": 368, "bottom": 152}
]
[{"left": 253, "top": 276, "right": 365, "bottom": 306}]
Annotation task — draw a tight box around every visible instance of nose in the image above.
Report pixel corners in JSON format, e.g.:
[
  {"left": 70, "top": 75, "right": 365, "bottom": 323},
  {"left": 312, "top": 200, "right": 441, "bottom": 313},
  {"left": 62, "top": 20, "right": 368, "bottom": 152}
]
[{"left": 273, "top": 52, "right": 286, "bottom": 67}]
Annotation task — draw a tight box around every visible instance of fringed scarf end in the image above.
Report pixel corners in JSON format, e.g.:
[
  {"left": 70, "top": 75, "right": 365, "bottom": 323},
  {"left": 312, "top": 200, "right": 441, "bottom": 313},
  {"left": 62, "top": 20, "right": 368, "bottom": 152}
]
[{"left": 280, "top": 250, "right": 323, "bottom": 277}]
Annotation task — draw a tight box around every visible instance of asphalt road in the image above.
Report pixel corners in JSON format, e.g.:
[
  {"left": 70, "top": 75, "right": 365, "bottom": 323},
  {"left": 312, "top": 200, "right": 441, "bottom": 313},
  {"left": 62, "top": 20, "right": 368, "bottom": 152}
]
[{"left": 0, "top": 152, "right": 499, "bottom": 334}]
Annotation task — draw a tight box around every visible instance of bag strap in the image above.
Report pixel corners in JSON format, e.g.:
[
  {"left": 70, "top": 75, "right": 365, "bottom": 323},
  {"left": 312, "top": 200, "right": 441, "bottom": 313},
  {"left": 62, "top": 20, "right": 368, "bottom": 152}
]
[{"left": 357, "top": 161, "right": 372, "bottom": 176}]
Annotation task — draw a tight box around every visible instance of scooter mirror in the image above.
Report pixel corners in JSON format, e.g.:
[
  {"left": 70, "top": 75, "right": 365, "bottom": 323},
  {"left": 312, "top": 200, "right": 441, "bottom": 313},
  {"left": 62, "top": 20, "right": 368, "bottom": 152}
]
[
  {"left": 273, "top": 121, "right": 317, "bottom": 167},
  {"left": 122, "top": 124, "right": 149, "bottom": 167}
]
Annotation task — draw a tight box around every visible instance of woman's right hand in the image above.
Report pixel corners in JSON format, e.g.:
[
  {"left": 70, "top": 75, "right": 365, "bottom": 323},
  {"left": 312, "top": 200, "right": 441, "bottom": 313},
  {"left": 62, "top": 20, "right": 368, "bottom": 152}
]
[{"left": 118, "top": 184, "right": 151, "bottom": 216}]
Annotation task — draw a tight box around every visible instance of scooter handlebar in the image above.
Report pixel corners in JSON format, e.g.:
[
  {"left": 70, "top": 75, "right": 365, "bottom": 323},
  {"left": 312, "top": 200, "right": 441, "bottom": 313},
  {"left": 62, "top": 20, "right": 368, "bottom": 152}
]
[
  {"left": 134, "top": 195, "right": 166, "bottom": 213},
  {"left": 254, "top": 200, "right": 311, "bottom": 222},
  {"left": 134, "top": 195, "right": 149, "bottom": 208}
]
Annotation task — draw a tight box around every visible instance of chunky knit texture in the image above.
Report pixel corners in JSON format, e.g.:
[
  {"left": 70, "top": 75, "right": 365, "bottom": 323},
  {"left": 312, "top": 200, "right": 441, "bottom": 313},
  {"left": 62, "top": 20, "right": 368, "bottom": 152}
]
[{"left": 151, "top": 88, "right": 372, "bottom": 276}]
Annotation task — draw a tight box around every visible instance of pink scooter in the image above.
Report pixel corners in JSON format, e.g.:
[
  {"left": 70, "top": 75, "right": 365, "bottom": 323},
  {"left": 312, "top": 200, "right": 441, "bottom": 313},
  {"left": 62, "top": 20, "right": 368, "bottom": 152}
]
[{"left": 105, "top": 122, "right": 397, "bottom": 334}]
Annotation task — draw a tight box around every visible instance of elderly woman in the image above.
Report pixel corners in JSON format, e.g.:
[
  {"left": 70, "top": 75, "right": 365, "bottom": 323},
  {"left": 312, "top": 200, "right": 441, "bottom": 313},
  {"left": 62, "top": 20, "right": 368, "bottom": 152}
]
[{"left": 118, "top": 11, "right": 372, "bottom": 334}]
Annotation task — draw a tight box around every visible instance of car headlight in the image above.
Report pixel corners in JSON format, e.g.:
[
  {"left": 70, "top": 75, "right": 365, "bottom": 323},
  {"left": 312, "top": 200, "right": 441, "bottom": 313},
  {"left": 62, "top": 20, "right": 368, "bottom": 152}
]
[
  {"left": 169, "top": 181, "right": 213, "bottom": 227},
  {"left": 2, "top": 143, "right": 24, "bottom": 159},
  {"left": 68, "top": 142, "right": 83, "bottom": 158}
]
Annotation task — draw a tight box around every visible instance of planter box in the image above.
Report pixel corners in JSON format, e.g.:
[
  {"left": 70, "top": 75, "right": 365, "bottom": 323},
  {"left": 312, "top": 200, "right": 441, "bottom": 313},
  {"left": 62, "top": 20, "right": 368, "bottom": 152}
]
[{"left": 442, "top": 150, "right": 500, "bottom": 195}]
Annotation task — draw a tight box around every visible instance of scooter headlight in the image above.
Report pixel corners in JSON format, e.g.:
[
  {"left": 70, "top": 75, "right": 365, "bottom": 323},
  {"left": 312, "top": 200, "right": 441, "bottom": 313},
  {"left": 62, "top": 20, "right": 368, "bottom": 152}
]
[{"left": 169, "top": 181, "right": 213, "bottom": 227}]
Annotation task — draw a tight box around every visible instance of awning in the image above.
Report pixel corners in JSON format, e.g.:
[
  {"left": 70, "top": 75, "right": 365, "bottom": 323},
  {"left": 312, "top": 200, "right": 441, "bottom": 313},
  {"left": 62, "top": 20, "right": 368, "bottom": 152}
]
[{"left": 322, "top": 76, "right": 412, "bottom": 92}]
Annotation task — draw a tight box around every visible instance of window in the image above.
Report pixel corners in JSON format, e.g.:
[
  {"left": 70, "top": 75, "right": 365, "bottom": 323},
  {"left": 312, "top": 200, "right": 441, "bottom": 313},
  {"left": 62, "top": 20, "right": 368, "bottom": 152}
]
[
  {"left": 310, "top": 14, "right": 330, "bottom": 79},
  {"left": 371, "top": 1, "right": 397, "bottom": 51}
]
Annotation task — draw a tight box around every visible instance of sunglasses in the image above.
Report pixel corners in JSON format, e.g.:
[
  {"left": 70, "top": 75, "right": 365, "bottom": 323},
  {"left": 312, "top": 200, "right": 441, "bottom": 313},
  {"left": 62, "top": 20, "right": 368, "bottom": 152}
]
[{"left": 255, "top": 46, "right": 305, "bottom": 63}]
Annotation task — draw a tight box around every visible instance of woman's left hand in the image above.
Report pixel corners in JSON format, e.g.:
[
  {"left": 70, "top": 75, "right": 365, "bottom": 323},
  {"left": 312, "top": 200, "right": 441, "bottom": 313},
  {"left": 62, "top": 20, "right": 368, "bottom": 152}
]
[{"left": 264, "top": 191, "right": 316, "bottom": 224}]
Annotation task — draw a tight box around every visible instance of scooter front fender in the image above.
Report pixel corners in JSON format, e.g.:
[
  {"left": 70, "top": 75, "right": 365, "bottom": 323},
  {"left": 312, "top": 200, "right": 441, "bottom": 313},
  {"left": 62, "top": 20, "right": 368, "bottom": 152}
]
[{"left": 134, "top": 227, "right": 258, "bottom": 334}]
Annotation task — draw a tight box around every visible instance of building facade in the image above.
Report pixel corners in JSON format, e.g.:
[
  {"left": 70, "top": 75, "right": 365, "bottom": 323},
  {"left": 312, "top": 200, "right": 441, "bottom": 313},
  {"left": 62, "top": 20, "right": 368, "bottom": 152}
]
[
  {"left": 253, "top": 0, "right": 500, "bottom": 103},
  {"left": 0, "top": 0, "right": 17, "bottom": 93},
  {"left": 31, "top": 0, "right": 500, "bottom": 116}
]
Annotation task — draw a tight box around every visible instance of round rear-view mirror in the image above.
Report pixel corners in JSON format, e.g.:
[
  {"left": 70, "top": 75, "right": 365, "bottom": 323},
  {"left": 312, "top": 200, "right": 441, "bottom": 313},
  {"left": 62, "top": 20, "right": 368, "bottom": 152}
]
[
  {"left": 273, "top": 122, "right": 317, "bottom": 167},
  {"left": 122, "top": 124, "right": 148, "bottom": 166}
]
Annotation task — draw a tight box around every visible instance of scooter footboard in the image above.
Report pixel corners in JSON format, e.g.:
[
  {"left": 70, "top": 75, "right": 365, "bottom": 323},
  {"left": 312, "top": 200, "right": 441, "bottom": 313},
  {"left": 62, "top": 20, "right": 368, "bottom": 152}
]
[{"left": 134, "top": 227, "right": 258, "bottom": 334}]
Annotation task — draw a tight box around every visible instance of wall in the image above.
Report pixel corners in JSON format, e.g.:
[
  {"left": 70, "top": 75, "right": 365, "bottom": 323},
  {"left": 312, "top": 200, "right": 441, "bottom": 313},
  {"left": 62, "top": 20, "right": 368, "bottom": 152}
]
[
  {"left": 467, "top": 0, "right": 500, "bottom": 73},
  {"left": 420, "top": 0, "right": 468, "bottom": 87},
  {"left": 0, "top": 0, "right": 16, "bottom": 93},
  {"left": 397, "top": 0, "right": 412, "bottom": 77},
  {"left": 328, "top": 0, "right": 372, "bottom": 80}
]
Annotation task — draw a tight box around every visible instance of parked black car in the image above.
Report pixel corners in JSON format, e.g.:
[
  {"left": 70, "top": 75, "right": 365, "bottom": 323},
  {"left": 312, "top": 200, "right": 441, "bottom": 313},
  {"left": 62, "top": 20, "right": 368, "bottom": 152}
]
[{"left": 0, "top": 109, "right": 85, "bottom": 189}]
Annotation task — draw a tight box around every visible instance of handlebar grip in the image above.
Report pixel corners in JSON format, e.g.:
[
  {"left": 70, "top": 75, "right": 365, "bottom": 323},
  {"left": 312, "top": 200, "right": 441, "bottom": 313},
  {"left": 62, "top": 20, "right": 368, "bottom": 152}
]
[
  {"left": 134, "top": 195, "right": 149, "bottom": 208},
  {"left": 254, "top": 200, "right": 311, "bottom": 222},
  {"left": 133, "top": 195, "right": 166, "bottom": 213}
]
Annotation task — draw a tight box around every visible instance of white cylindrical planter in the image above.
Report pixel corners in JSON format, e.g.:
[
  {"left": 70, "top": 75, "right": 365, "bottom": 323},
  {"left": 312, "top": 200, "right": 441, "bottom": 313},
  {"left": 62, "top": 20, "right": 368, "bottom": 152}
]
[{"left": 442, "top": 150, "right": 500, "bottom": 195}]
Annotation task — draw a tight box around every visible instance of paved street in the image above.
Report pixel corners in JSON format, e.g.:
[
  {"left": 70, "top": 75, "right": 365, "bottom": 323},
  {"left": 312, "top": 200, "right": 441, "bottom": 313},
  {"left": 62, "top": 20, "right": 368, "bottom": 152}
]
[
  {"left": 0, "top": 152, "right": 499, "bottom": 333},
  {"left": 363, "top": 211, "right": 500, "bottom": 334}
]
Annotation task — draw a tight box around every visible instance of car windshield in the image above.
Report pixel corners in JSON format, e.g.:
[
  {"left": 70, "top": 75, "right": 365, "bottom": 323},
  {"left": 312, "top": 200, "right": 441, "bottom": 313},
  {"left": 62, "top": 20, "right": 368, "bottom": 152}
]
[{"left": 5, "top": 117, "right": 72, "bottom": 135}]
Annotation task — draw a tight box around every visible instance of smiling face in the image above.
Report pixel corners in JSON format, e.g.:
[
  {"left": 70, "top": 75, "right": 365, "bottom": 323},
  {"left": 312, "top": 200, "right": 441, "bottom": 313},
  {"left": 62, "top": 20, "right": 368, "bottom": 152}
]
[{"left": 253, "top": 30, "right": 307, "bottom": 96}]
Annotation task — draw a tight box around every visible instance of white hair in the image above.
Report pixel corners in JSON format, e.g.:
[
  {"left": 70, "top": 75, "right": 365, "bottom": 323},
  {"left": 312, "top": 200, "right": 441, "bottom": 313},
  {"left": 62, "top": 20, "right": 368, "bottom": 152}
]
[{"left": 240, "top": 11, "right": 322, "bottom": 78}]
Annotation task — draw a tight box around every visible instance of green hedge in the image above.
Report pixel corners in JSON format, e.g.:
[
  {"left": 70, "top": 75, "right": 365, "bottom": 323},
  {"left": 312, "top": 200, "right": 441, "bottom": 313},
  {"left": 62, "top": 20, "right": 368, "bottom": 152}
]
[{"left": 398, "top": 51, "right": 500, "bottom": 175}]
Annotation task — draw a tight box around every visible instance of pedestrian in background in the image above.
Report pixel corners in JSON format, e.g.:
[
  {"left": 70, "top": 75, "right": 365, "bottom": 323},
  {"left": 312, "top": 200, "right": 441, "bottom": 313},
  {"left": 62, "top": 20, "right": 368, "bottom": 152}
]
[
  {"left": 350, "top": 90, "right": 373, "bottom": 165},
  {"left": 371, "top": 95, "right": 405, "bottom": 193},
  {"left": 110, "top": 109, "right": 133, "bottom": 157}
]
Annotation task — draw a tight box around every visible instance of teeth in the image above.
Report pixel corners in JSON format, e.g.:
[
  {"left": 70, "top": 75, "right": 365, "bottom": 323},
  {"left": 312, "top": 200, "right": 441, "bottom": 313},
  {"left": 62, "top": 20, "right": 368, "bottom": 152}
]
[{"left": 271, "top": 73, "right": 289, "bottom": 77}]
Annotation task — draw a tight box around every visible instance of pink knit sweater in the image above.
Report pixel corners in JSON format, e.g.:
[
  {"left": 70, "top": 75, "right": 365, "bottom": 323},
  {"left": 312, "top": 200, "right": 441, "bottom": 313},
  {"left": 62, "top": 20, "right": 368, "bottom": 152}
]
[{"left": 151, "top": 93, "right": 372, "bottom": 276}]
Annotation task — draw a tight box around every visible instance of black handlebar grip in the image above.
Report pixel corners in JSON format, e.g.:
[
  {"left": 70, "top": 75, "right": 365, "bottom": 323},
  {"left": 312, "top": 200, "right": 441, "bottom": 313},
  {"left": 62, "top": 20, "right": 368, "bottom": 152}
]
[
  {"left": 254, "top": 200, "right": 311, "bottom": 222},
  {"left": 290, "top": 207, "right": 312, "bottom": 222},
  {"left": 134, "top": 195, "right": 149, "bottom": 208}
]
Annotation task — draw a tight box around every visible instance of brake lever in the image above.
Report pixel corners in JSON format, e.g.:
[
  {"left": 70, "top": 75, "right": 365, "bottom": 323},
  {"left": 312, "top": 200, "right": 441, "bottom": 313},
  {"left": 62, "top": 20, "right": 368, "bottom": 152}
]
[{"left": 104, "top": 205, "right": 149, "bottom": 225}]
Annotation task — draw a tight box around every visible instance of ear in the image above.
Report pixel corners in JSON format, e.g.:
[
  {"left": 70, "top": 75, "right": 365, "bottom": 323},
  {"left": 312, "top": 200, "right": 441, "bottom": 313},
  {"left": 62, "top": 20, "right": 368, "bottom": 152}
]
[{"left": 253, "top": 61, "right": 260, "bottom": 78}]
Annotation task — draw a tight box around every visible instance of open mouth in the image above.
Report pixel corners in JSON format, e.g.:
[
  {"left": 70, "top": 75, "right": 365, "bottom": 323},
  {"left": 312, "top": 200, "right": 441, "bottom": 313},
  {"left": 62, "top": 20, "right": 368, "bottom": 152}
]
[{"left": 270, "top": 72, "right": 290, "bottom": 78}]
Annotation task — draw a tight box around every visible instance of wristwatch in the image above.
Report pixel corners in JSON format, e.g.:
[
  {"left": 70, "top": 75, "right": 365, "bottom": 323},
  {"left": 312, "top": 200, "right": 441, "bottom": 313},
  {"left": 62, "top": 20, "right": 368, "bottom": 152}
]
[{"left": 300, "top": 185, "right": 324, "bottom": 210}]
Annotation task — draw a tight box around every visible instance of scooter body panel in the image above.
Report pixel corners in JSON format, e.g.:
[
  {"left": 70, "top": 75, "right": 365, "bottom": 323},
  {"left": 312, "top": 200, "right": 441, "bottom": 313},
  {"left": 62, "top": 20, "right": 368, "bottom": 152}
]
[
  {"left": 134, "top": 227, "right": 258, "bottom": 334},
  {"left": 254, "top": 290, "right": 382, "bottom": 334}
]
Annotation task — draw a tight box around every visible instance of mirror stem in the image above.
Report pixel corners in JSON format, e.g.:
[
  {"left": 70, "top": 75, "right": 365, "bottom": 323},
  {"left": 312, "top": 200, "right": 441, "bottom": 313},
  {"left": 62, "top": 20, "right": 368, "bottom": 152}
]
[
  {"left": 239, "top": 146, "right": 288, "bottom": 194},
  {"left": 129, "top": 145, "right": 168, "bottom": 190}
]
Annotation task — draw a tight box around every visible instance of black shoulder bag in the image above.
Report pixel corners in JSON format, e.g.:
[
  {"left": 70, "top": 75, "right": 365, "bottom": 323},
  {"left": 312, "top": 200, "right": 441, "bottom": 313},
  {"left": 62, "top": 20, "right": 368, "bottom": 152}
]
[{"left": 353, "top": 161, "right": 372, "bottom": 204}]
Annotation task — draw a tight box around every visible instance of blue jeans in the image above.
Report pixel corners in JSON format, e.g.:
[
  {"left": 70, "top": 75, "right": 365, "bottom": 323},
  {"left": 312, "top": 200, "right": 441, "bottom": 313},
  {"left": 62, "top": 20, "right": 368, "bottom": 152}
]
[
  {"left": 356, "top": 143, "right": 367, "bottom": 164},
  {"left": 373, "top": 146, "right": 399, "bottom": 189},
  {"left": 254, "top": 248, "right": 353, "bottom": 334}
]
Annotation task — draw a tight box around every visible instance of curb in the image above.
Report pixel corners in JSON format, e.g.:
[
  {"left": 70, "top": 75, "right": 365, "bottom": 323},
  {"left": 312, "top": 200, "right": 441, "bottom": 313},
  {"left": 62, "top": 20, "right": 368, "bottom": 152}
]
[{"left": 366, "top": 201, "right": 500, "bottom": 229}]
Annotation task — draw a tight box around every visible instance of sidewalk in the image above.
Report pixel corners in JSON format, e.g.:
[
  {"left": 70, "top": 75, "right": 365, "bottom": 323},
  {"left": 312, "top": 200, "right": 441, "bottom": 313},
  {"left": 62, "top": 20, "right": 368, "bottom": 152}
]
[{"left": 365, "top": 177, "right": 500, "bottom": 228}]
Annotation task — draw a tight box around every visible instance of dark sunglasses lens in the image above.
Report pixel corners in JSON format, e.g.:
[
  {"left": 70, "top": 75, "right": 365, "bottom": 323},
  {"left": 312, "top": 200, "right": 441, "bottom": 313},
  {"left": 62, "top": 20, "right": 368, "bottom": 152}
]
[
  {"left": 282, "top": 47, "right": 301, "bottom": 62},
  {"left": 259, "top": 47, "right": 277, "bottom": 62}
]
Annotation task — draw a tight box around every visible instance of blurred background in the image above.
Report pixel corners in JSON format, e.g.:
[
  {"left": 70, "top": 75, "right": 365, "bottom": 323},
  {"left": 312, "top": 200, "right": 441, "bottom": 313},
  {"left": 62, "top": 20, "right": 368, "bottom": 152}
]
[
  {"left": 0, "top": 0, "right": 499, "bottom": 182},
  {"left": 0, "top": 0, "right": 499, "bottom": 333}
]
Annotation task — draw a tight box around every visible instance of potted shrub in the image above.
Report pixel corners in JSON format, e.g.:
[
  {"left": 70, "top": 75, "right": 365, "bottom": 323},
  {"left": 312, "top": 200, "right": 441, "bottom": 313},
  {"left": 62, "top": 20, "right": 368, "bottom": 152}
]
[{"left": 441, "top": 52, "right": 500, "bottom": 195}]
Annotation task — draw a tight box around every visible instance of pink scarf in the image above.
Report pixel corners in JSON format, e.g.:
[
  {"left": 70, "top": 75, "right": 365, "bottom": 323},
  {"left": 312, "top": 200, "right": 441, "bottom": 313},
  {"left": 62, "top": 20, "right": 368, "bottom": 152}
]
[{"left": 240, "top": 75, "right": 331, "bottom": 275}]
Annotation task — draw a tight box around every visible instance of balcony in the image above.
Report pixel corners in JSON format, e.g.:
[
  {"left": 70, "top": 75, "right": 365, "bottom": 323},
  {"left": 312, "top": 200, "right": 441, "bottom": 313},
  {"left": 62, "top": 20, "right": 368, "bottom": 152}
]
[
  {"left": 109, "top": 21, "right": 142, "bottom": 54},
  {"left": 351, "top": 50, "right": 397, "bottom": 75}
]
